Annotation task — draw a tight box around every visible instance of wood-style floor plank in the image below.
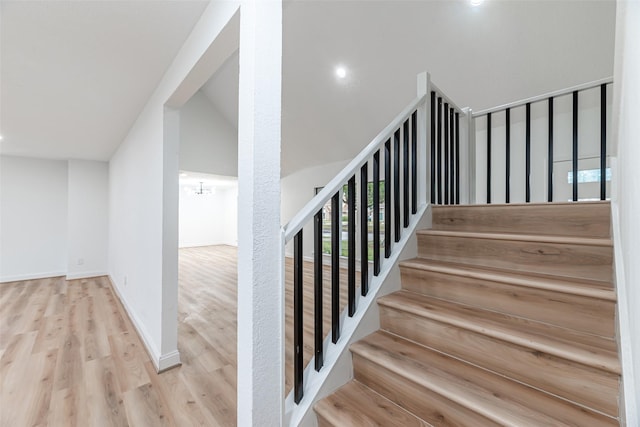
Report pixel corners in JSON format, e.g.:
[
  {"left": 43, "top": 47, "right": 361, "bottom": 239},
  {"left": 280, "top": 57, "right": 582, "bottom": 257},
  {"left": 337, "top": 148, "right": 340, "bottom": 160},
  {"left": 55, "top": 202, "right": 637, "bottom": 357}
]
[{"left": 1, "top": 245, "right": 349, "bottom": 426}]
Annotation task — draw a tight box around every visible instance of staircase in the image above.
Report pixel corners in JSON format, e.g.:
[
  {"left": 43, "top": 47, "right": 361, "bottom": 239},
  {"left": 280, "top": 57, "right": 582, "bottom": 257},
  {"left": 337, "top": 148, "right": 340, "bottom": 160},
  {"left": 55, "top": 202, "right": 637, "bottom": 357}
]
[{"left": 314, "top": 201, "right": 620, "bottom": 426}]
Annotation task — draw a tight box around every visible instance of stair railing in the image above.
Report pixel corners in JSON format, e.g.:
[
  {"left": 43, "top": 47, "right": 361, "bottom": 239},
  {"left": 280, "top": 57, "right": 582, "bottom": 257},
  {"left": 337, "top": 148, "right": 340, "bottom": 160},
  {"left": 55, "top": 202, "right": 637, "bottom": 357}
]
[
  {"left": 281, "top": 72, "right": 468, "bottom": 414},
  {"left": 429, "top": 83, "right": 466, "bottom": 206},
  {"left": 469, "top": 77, "right": 613, "bottom": 204}
]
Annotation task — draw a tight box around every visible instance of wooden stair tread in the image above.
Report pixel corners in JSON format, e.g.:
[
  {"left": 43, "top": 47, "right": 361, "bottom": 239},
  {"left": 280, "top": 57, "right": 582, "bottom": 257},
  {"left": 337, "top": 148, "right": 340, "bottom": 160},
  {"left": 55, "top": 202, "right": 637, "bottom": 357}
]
[
  {"left": 399, "top": 258, "right": 616, "bottom": 299},
  {"left": 352, "top": 331, "right": 617, "bottom": 426},
  {"left": 378, "top": 291, "right": 620, "bottom": 374},
  {"left": 417, "top": 229, "right": 613, "bottom": 247},
  {"left": 314, "top": 380, "right": 431, "bottom": 427}
]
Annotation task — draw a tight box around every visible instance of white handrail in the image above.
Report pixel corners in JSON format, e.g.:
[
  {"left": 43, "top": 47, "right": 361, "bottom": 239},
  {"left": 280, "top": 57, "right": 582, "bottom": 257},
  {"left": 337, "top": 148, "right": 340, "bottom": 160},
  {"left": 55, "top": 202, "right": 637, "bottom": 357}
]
[
  {"left": 472, "top": 76, "right": 613, "bottom": 117},
  {"left": 431, "top": 82, "right": 465, "bottom": 114},
  {"left": 283, "top": 94, "right": 426, "bottom": 243}
]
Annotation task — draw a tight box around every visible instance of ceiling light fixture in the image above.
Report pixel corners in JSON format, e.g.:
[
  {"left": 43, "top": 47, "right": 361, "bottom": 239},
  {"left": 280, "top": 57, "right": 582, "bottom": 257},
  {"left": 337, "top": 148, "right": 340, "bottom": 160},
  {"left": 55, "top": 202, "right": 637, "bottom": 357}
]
[
  {"left": 470, "top": 0, "right": 484, "bottom": 6},
  {"left": 335, "top": 66, "right": 347, "bottom": 79}
]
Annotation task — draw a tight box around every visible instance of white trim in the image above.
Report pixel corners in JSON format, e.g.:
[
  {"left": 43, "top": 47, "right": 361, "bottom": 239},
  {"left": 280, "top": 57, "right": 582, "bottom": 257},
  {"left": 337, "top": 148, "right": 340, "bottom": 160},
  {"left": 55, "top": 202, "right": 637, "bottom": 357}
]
[
  {"left": 0, "top": 271, "right": 66, "bottom": 283},
  {"left": 473, "top": 77, "right": 614, "bottom": 117},
  {"left": 65, "top": 271, "right": 108, "bottom": 280},
  {"left": 107, "top": 275, "right": 180, "bottom": 373},
  {"left": 611, "top": 201, "right": 639, "bottom": 426},
  {"left": 158, "top": 350, "right": 182, "bottom": 372},
  {"left": 284, "top": 203, "right": 428, "bottom": 426}
]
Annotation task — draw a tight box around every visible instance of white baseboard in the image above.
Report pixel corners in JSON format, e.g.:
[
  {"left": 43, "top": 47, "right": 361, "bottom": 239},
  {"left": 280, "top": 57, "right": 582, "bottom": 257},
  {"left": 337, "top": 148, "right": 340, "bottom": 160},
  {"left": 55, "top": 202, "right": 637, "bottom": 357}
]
[
  {"left": 158, "top": 350, "right": 182, "bottom": 372},
  {"left": 66, "top": 271, "right": 108, "bottom": 280},
  {"left": 107, "top": 275, "right": 181, "bottom": 373},
  {"left": 0, "top": 271, "right": 66, "bottom": 283}
]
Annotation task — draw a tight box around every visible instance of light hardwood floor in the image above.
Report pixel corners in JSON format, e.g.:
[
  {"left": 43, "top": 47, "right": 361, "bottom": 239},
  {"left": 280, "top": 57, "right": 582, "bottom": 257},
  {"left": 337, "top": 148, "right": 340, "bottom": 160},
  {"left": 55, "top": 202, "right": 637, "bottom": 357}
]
[{"left": 1, "top": 245, "right": 355, "bottom": 426}]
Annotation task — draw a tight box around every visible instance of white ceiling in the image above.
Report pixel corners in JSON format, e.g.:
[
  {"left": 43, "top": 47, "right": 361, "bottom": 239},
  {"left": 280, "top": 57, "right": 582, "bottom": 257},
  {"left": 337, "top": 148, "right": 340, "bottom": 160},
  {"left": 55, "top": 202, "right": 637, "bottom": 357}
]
[
  {"left": 1, "top": 0, "right": 616, "bottom": 177},
  {"left": 0, "top": 0, "right": 209, "bottom": 160}
]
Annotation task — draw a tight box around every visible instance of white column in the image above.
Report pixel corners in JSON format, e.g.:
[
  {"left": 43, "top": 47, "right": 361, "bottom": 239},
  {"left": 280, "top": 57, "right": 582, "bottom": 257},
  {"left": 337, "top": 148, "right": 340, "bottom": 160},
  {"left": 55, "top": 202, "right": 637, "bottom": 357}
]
[
  {"left": 237, "top": 0, "right": 283, "bottom": 425},
  {"left": 160, "top": 106, "right": 181, "bottom": 370}
]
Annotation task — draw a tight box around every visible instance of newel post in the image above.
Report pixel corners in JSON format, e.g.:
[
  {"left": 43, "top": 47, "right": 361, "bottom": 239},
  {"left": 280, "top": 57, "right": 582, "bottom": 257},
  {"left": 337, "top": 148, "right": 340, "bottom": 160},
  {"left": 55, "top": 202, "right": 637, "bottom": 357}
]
[
  {"left": 417, "top": 72, "right": 430, "bottom": 206},
  {"left": 466, "top": 109, "right": 477, "bottom": 204}
]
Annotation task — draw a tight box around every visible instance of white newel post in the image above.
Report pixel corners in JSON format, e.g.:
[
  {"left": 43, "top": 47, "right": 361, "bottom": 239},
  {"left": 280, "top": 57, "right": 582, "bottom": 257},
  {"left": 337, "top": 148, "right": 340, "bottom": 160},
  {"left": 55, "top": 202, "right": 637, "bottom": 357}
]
[
  {"left": 237, "top": 0, "right": 283, "bottom": 426},
  {"left": 417, "top": 72, "right": 429, "bottom": 207},
  {"left": 467, "top": 109, "right": 477, "bottom": 204}
]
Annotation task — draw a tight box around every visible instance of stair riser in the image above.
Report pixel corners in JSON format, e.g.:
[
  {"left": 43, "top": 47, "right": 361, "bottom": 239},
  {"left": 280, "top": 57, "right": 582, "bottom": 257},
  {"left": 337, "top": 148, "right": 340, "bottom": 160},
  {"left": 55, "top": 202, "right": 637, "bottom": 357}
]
[
  {"left": 352, "top": 353, "right": 500, "bottom": 426},
  {"left": 432, "top": 203, "right": 611, "bottom": 238},
  {"left": 400, "top": 266, "right": 616, "bottom": 338},
  {"left": 418, "top": 234, "right": 613, "bottom": 282},
  {"left": 317, "top": 416, "right": 332, "bottom": 427},
  {"left": 380, "top": 307, "right": 619, "bottom": 417}
]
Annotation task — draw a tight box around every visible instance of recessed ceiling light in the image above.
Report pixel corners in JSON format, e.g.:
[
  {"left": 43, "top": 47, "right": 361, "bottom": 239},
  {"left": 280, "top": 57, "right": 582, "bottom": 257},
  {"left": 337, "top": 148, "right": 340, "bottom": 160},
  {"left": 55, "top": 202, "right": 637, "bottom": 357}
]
[
  {"left": 180, "top": 173, "right": 187, "bottom": 177},
  {"left": 335, "top": 66, "right": 347, "bottom": 79},
  {"left": 470, "top": 0, "right": 484, "bottom": 6},
  {"left": 0, "top": 135, "right": 3, "bottom": 141}
]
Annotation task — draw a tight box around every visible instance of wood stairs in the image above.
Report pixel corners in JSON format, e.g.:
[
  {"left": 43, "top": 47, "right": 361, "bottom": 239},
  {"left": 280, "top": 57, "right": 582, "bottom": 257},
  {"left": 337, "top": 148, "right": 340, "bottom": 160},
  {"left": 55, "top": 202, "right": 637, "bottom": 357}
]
[{"left": 315, "top": 201, "right": 620, "bottom": 426}]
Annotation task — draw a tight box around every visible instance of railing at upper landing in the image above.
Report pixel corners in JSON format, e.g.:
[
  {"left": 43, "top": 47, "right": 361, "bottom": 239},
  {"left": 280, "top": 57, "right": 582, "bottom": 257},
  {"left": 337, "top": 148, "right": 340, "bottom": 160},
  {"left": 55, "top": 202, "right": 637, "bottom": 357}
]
[{"left": 469, "top": 77, "right": 614, "bottom": 204}]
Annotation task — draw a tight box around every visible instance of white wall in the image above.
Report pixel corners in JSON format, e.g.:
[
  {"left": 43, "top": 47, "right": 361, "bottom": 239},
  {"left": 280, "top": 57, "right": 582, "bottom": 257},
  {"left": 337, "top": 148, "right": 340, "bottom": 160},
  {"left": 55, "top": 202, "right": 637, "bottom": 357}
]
[
  {"left": 0, "top": 156, "right": 68, "bottom": 282},
  {"left": 281, "top": 159, "right": 349, "bottom": 225},
  {"left": 281, "top": 159, "right": 349, "bottom": 258},
  {"left": 612, "top": 1, "right": 640, "bottom": 425},
  {"left": 67, "top": 160, "right": 109, "bottom": 279},
  {"left": 179, "top": 91, "right": 238, "bottom": 176},
  {"left": 179, "top": 183, "right": 237, "bottom": 248},
  {"left": 108, "top": 1, "right": 240, "bottom": 371}
]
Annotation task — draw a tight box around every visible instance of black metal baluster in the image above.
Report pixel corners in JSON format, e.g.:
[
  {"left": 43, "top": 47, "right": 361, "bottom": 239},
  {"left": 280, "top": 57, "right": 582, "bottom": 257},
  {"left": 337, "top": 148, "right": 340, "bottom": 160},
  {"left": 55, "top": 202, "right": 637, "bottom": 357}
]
[
  {"left": 373, "top": 151, "right": 381, "bottom": 275},
  {"left": 403, "top": 119, "right": 410, "bottom": 228},
  {"left": 384, "top": 139, "right": 391, "bottom": 258},
  {"left": 293, "top": 230, "right": 303, "bottom": 403},
  {"left": 487, "top": 112, "right": 492, "bottom": 204},
  {"left": 331, "top": 192, "right": 340, "bottom": 343},
  {"left": 411, "top": 111, "right": 418, "bottom": 214},
  {"left": 455, "top": 112, "right": 460, "bottom": 205},
  {"left": 393, "top": 129, "right": 400, "bottom": 242},
  {"left": 601, "top": 84, "right": 607, "bottom": 201},
  {"left": 444, "top": 103, "right": 450, "bottom": 205},
  {"left": 313, "top": 210, "right": 323, "bottom": 372},
  {"left": 526, "top": 103, "right": 531, "bottom": 203},
  {"left": 347, "top": 176, "right": 356, "bottom": 317},
  {"left": 506, "top": 108, "right": 511, "bottom": 203},
  {"left": 548, "top": 97, "right": 554, "bottom": 202},
  {"left": 360, "top": 163, "right": 369, "bottom": 295},
  {"left": 430, "top": 92, "right": 436, "bottom": 204},
  {"left": 449, "top": 108, "right": 455, "bottom": 204},
  {"left": 573, "top": 91, "right": 579, "bottom": 202},
  {"left": 437, "top": 97, "right": 443, "bottom": 205}
]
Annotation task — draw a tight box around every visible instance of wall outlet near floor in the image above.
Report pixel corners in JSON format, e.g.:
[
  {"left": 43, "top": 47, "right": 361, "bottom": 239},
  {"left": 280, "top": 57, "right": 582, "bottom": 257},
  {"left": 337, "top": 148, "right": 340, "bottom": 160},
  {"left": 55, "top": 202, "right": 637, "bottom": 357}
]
[
  {"left": 124, "top": 275, "right": 128, "bottom": 286},
  {"left": 77, "top": 258, "right": 84, "bottom": 265}
]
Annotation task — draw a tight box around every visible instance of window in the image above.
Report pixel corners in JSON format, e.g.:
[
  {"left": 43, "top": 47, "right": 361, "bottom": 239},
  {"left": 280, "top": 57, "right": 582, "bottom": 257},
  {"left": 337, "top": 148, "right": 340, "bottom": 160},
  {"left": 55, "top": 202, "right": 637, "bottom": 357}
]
[{"left": 315, "top": 181, "right": 386, "bottom": 260}]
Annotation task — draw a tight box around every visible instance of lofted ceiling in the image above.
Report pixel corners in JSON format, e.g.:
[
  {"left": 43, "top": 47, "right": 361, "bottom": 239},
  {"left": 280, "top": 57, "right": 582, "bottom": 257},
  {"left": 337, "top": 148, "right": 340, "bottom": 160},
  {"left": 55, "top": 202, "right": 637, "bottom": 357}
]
[
  {"left": 1, "top": 0, "right": 616, "bottom": 176},
  {"left": 0, "top": 0, "right": 209, "bottom": 160}
]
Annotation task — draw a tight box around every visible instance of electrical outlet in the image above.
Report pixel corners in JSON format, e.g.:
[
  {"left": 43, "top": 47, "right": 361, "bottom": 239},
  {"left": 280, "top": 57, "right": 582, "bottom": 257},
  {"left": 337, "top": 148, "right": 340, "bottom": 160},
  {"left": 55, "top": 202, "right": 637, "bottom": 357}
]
[
  {"left": 124, "top": 275, "right": 128, "bottom": 286},
  {"left": 77, "top": 258, "right": 84, "bottom": 266}
]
